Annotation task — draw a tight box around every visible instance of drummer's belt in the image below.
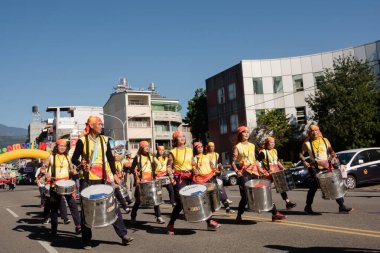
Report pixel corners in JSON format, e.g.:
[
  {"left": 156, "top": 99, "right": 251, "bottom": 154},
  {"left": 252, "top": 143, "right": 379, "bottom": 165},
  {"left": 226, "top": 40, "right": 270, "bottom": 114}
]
[
  {"left": 240, "top": 164, "right": 259, "bottom": 176},
  {"left": 174, "top": 170, "right": 192, "bottom": 184}
]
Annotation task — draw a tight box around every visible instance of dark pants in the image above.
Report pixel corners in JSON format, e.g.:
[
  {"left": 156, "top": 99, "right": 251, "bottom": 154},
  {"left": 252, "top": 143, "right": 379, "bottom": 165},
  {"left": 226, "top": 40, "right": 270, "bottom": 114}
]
[
  {"left": 163, "top": 183, "right": 176, "bottom": 205},
  {"left": 131, "top": 184, "right": 161, "bottom": 218},
  {"left": 39, "top": 186, "right": 46, "bottom": 206},
  {"left": 280, "top": 192, "right": 288, "bottom": 201},
  {"left": 168, "top": 176, "right": 193, "bottom": 225},
  {"left": 237, "top": 172, "right": 278, "bottom": 216},
  {"left": 81, "top": 180, "right": 128, "bottom": 243},
  {"left": 51, "top": 191, "right": 81, "bottom": 231}
]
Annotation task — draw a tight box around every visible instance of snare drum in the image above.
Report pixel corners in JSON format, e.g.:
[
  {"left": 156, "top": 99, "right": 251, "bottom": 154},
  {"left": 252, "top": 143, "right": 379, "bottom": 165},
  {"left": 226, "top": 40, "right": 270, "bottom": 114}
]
[
  {"left": 245, "top": 179, "right": 273, "bottom": 213},
  {"left": 271, "top": 170, "right": 296, "bottom": 193},
  {"left": 157, "top": 176, "right": 171, "bottom": 186},
  {"left": 179, "top": 184, "right": 212, "bottom": 222},
  {"left": 55, "top": 180, "right": 75, "bottom": 195},
  {"left": 140, "top": 180, "right": 162, "bottom": 206},
  {"left": 80, "top": 184, "right": 117, "bottom": 228},
  {"left": 317, "top": 169, "right": 346, "bottom": 200},
  {"left": 203, "top": 182, "right": 221, "bottom": 212}
]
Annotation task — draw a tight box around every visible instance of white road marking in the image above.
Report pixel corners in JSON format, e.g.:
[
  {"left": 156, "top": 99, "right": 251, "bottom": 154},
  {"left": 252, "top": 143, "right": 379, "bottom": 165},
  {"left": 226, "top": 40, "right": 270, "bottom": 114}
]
[
  {"left": 38, "top": 241, "right": 59, "bottom": 253},
  {"left": 5, "top": 208, "right": 19, "bottom": 218}
]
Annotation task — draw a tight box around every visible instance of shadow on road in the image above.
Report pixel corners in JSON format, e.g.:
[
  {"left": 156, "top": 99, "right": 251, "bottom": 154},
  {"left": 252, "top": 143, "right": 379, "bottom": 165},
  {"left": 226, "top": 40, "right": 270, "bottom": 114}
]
[
  {"left": 265, "top": 244, "right": 380, "bottom": 253},
  {"left": 127, "top": 220, "right": 197, "bottom": 236}
]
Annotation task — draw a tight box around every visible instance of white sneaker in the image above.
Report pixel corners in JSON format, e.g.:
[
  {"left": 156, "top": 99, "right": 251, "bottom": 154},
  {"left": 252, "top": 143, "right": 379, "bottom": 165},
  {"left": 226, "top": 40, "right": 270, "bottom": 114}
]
[{"left": 156, "top": 216, "right": 165, "bottom": 224}]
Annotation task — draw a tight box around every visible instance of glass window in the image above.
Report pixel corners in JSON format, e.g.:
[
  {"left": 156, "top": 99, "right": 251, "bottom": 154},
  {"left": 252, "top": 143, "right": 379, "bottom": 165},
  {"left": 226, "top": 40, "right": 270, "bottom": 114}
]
[
  {"left": 273, "top": 76, "right": 283, "bottom": 93},
  {"left": 219, "top": 117, "right": 227, "bottom": 134},
  {"left": 296, "top": 107, "right": 306, "bottom": 125},
  {"left": 293, "top": 75, "right": 304, "bottom": 92},
  {"left": 314, "top": 72, "right": 324, "bottom": 88},
  {"left": 276, "top": 108, "right": 285, "bottom": 114},
  {"left": 230, "top": 114, "right": 238, "bottom": 132},
  {"left": 228, "top": 83, "right": 236, "bottom": 100},
  {"left": 337, "top": 152, "right": 355, "bottom": 165},
  {"left": 217, "top": 87, "right": 225, "bottom": 104},
  {"left": 368, "top": 149, "right": 380, "bottom": 162},
  {"left": 253, "top": 78, "right": 263, "bottom": 94},
  {"left": 256, "top": 109, "right": 265, "bottom": 119},
  {"left": 128, "top": 118, "right": 150, "bottom": 127},
  {"left": 351, "top": 151, "right": 370, "bottom": 166}
]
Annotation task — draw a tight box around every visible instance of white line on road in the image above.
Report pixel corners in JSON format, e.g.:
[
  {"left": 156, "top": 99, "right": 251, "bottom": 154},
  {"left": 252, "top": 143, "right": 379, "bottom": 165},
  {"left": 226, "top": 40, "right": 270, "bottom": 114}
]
[
  {"left": 38, "top": 241, "right": 59, "bottom": 253},
  {"left": 5, "top": 208, "right": 19, "bottom": 218}
]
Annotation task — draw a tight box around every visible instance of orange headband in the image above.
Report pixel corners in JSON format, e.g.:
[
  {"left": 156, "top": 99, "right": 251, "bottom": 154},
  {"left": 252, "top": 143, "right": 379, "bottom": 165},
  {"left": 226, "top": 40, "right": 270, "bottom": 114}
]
[
  {"left": 172, "top": 130, "right": 183, "bottom": 139},
  {"left": 82, "top": 116, "right": 103, "bottom": 136},
  {"left": 207, "top": 142, "right": 215, "bottom": 147},
  {"left": 56, "top": 139, "right": 67, "bottom": 146},
  {"left": 139, "top": 140, "right": 149, "bottom": 148},
  {"left": 157, "top": 146, "right": 165, "bottom": 151},
  {"left": 307, "top": 125, "right": 323, "bottom": 138},
  {"left": 237, "top": 126, "right": 249, "bottom": 134},
  {"left": 193, "top": 141, "right": 202, "bottom": 148}
]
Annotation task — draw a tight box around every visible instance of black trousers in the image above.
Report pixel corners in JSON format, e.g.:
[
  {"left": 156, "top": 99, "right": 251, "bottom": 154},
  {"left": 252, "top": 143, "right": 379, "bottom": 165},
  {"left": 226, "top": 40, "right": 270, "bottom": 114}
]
[
  {"left": 169, "top": 176, "right": 193, "bottom": 225},
  {"left": 39, "top": 186, "right": 46, "bottom": 206},
  {"left": 81, "top": 180, "right": 128, "bottom": 242},
  {"left": 163, "top": 183, "right": 176, "bottom": 205},
  {"left": 50, "top": 191, "right": 81, "bottom": 231},
  {"left": 131, "top": 185, "right": 161, "bottom": 218},
  {"left": 114, "top": 187, "right": 128, "bottom": 210}
]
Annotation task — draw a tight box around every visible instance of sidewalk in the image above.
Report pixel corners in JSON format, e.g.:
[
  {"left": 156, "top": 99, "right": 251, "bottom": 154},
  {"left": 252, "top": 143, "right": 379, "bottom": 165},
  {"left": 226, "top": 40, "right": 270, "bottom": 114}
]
[{"left": 352, "top": 183, "right": 380, "bottom": 192}]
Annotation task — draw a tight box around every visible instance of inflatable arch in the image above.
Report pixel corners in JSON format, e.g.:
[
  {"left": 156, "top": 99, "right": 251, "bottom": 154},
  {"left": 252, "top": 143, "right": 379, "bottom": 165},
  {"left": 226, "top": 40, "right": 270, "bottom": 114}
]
[{"left": 0, "top": 149, "right": 50, "bottom": 164}]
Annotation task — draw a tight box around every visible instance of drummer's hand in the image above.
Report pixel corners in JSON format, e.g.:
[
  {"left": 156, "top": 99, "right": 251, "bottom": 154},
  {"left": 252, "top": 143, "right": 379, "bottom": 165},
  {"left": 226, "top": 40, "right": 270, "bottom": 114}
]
[
  {"left": 303, "top": 161, "right": 310, "bottom": 168},
  {"left": 84, "top": 164, "right": 91, "bottom": 172},
  {"left": 192, "top": 169, "right": 199, "bottom": 176},
  {"left": 236, "top": 170, "right": 242, "bottom": 177}
]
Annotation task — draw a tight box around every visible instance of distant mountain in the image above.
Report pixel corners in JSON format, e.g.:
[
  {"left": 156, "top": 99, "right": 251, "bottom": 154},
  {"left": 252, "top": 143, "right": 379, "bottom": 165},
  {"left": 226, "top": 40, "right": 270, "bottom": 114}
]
[{"left": 0, "top": 124, "right": 27, "bottom": 136}]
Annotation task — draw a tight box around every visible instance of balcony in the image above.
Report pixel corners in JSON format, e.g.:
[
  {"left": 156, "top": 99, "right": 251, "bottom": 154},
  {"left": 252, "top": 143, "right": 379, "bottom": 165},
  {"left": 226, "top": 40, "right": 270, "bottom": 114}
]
[
  {"left": 152, "top": 111, "right": 182, "bottom": 123},
  {"left": 155, "top": 131, "right": 171, "bottom": 139}
]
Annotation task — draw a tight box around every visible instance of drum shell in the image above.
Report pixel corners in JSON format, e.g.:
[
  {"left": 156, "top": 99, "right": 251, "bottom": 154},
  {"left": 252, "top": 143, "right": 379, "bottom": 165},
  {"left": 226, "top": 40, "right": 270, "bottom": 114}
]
[
  {"left": 81, "top": 185, "right": 118, "bottom": 228},
  {"left": 157, "top": 176, "right": 170, "bottom": 186},
  {"left": 317, "top": 169, "right": 347, "bottom": 200},
  {"left": 140, "top": 180, "right": 162, "bottom": 206},
  {"left": 272, "top": 170, "right": 296, "bottom": 193},
  {"left": 245, "top": 179, "right": 273, "bottom": 213},
  {"left": 55, "top": 180, "right": 75, "bottom": 195},
  {"left": 180, "top": 185, "right": 212, "bottom": 223},
  {"left": 203, "top": 183, "right": 221, "bottom": 212}
]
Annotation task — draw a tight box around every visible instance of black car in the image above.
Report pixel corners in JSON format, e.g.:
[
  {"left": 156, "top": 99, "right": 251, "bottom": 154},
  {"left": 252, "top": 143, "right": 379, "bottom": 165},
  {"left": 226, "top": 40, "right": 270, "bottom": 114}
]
[{"left": 289, "top": 157, "right": 311, "bottom": 186}]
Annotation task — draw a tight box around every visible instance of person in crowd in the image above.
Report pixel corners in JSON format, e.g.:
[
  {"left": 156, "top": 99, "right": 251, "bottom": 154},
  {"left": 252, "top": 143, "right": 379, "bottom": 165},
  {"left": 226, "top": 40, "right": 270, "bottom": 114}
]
[
  {"left": 154, "top": 145, "right": 175, "bottom": 206},
  {"left": 113, "top": 153, "right": 131, "bottom": 214},
  {"left": 122, "top": 150, "right": 134, "bottom": 204}
]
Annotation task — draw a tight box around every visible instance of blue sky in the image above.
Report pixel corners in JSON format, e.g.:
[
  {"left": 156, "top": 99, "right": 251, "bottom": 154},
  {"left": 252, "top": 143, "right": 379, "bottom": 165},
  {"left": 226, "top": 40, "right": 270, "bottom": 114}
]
[{"left": 1, "top": 0, "right": 379, "bottom": 128}]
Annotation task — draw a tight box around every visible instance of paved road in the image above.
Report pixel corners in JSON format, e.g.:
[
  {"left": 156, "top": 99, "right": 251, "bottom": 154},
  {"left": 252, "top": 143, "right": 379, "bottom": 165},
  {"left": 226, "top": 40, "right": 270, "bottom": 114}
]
[{"left": 1, "top": 184, "right": 379, "bottom": 253}]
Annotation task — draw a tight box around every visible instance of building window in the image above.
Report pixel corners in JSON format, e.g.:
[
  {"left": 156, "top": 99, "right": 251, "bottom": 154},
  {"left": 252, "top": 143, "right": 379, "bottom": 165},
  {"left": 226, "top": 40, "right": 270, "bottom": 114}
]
[
  {"left": 276, "top": 108, "right": 285, "bottom": 114},
  {"left": 253, "top": 78, "right": 263, "bottom": 94},
  {"left": 296, "top": 107, "right": 306, "bottom": 125},
  {"left": 230, "top": 114, "right": 238, "bottom": 132},
  {"left": 219, "top": 117, "right": 227, "bottom": 134},
  {"left": 155, "top": 121, "right": 170, "bottom": 132},
  {"left": 293, "top": 75, "right": 304, "bottom": 92},
  {"left": 256, "top": 109, "right": 265, "bottom": 119},
  {"left": 228, "top": 83, "right": 236, "bottom": 100},
  {"left": 314, "top": 72, "right": 324, "bottom": 88},
  {"left": 273, "top": 76, "right": 283, "bottom": 93},
  {"left": 129, "top": 118, "right": 150, "bottom": 127},
  {"left": 217, "top": 87, "right": 225, "bottom": 104}
]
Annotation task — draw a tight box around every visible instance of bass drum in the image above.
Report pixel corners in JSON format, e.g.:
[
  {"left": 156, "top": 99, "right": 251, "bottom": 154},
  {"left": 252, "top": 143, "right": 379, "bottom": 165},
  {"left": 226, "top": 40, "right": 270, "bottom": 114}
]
[
  {"left": 317, "top": 169, "right": 347, "bottom": 200},
  {"left": 245, "top": 179, "right": 273, "bottom": 213},
  {"left": 179, "top": 184, "right": 212, "bottom": 222},
  {"left": 80, "top": 184, "right": 117, "bottom": 228}
]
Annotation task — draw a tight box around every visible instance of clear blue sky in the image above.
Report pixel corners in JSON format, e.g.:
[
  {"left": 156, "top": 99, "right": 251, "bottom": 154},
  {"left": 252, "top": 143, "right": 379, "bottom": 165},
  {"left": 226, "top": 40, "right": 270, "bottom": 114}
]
[{"left": 1, "top": 0, "right": 379, "bottom": 128}]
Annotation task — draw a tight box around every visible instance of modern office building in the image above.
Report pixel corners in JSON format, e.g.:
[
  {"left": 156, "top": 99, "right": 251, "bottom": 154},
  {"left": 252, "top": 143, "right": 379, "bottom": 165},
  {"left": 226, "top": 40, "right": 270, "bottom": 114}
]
[
  {"left": 206, "top": 40, "right": 380, "bottom": 163},
  {"left": 103, "top": 78, "right": 187, "bottom": 155}
]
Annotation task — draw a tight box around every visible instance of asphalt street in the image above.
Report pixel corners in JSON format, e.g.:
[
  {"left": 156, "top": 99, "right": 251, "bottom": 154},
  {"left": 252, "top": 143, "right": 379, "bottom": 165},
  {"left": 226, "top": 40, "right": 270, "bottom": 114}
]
[{"left": 0, "top": 184, "right": 379, "bottom": 253}]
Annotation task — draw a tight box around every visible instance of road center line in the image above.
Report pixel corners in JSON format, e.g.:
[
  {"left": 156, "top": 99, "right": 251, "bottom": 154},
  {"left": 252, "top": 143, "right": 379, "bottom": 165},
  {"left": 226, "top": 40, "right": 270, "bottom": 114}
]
[
  {"left": 38, "top": 241, "right": 59, "bottom": 253},
  {"left": 5, "top": 208, "right": 19, "bottom": 218}
]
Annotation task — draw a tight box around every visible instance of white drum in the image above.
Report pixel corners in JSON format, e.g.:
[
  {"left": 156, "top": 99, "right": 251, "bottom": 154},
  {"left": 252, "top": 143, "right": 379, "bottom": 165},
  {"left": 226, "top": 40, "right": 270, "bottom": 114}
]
[
  {"left": 179, "top": 184, "right": 212, "bottom": 223},
  {"left": 80, "top": 184, "right": 117, "bottom": 228},
  {"left": 55, "top": 180, "right": 75, "bottom": 195}
]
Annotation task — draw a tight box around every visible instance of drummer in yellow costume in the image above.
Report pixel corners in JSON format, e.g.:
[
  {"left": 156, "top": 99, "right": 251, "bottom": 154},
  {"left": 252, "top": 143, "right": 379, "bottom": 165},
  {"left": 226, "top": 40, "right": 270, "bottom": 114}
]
[
  {"left": 232, "top": 126, "right": 286, "bottom": 222},
  {"left": 113, "top": 153, "right": 132, "bottom": 214},
  {"left": 154, "top": 146, "right": 175, "bottom": 206},
  {"left": 43, "top": 139, "right": 81, "bottom": 235},
  {"left": 300, "top": 124, "right": 352, "bottom": 215},
  {"left": 258, "top": 137, "right": 297, "bottom": 209},
  {"left": 71, "top": 116, "right": 133, "bottom": 249},
  {"left": 130, "top": 141, "right": 165, "bottom": 224}
]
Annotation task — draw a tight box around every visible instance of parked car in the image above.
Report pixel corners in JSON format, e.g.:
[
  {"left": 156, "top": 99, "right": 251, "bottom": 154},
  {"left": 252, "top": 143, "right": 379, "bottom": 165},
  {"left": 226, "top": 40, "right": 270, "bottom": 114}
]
[
  {"left": 221, "top": 165, "right": 238, "bottom": 186},
  {"left": 289, "top": 157, "right": 311, "bottom": 186},
  {"left": 336, "top": 147, "right": 380, "bottom": 189}
]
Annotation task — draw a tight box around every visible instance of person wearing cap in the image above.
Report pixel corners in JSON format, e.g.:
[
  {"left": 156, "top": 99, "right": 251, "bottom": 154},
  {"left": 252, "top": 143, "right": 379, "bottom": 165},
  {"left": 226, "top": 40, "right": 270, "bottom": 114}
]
[
  {"left": 232, "top": 126, "right": 287, "bottom": 223},
  {"left": 258, "top": 136, "right": 297, "bottom": 210},
  {"left": 71, "top": 116, "right": 133, "bottom": 249},
  {"left": 300, "top": 124, "right": 353, "bottom": 215},
  {"left": 166, "top": 130, "right": 195, "bottom": 235},
  {"left": 206, "top": 141, "right": 234, "bottom": 213},
  {"left": 154, "top": 145, "right": 175, "bottom": 206},
  {"left": 122, "top": 150, "right": 134, "bottom": 204},
  {"left": 43, "top": 139, "right": 81, "bottom": 235},
  {"left": 113, "top": 153, "right": 131, "bottom": 214},
  {"left": 130, "top": 141, "right": 165, "bottom": 224}
]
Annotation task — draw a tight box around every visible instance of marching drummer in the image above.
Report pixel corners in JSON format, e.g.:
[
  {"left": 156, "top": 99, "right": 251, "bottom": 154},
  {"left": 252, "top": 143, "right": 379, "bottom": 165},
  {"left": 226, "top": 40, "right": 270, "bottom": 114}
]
[
  {"left": 206, "top": 141, "right": 234, "bottom": 213},
  {"left": 43, "top": 139, "right": 81, "bottom": 235},
  {"left": 130, "top": 141, "right": 165, "bottom": 224},
  {"left": 71, "top": 116, "right": 133, "bottom": 249},
  {"left": 193, "top": 141, "right": 221, "bottom": 230},
  {"left": 257, "top": 136, "right": 297, "bottom": 209},
  {"left": 154, "top": 145, "right": 175, "bottom": 206},
  {"left": 232, "top": 126, "right": 287, "bottom": 223},
  {"left": 299, "top": 124, "right": 353, "bottom": 215},
  {"left": 113, "top": 153, "right": 132, "bottom": 214}
]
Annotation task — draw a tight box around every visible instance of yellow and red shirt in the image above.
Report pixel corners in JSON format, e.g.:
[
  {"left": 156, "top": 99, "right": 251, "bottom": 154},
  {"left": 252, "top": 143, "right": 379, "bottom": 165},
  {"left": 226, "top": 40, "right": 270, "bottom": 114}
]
[
  {"left": 305, "top": 137, "right": 332, "bottom": 169},
  {"left": 170, "top": 147, "right": 193, "bottom": 172},
  {"left": 154, "top": 156, "right": 168, "bottom": 178},
  {"left": 193, "top": 154, "right": 214, "bottom": 183}
]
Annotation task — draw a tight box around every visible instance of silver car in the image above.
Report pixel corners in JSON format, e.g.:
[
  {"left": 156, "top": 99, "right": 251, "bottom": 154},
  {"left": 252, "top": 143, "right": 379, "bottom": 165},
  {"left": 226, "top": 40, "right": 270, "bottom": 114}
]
[{"left": 221, "top": 165, "right": 238, "bottom": 186}]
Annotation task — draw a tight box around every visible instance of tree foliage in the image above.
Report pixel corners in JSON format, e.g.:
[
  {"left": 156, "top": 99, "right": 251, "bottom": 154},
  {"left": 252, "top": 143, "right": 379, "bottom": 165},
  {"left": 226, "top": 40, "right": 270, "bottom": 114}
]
[
  {"left": 251, "top": 109, "right": 291, "bottom": 149},
  {"left": 184, "top": 88, "right": 209, "bottom": 143},
  {"left": 306, "top": 56, "right": 379, "bottom": 151}
]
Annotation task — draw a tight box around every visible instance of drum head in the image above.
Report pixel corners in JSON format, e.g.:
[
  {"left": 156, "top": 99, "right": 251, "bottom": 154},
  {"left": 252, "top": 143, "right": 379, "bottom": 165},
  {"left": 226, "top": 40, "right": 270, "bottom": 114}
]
[
  {"left": 180, "top": 184, "right": 207, "bottom": 196},
  {"left": 81, "top": 184, "right": 113, "bottom": 199},
  {"left": 56, "top": 180, "right": 75, "bottom": 187},
  {"left": 245, "top": 179, "right": 271, "bottom": 188}
]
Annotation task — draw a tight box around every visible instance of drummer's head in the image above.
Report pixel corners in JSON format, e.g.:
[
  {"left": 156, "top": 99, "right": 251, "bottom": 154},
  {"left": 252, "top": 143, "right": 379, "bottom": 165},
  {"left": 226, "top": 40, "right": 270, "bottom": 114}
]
[
  {"left": 237, "top": 126, "right": 250, "bottom": 142},
  {"left": 264, "top": 136, "right": 275, "bottom": 149},
  {"left": 114, "top": 153, "right": 120, "bottom": 161},
  {"left": 193, "top": 141, "right": 203, "bottom": 155},
  {"left": 307, "top": 124, "right": 323, "bottom": 140},
  {"left": 172, "top": 131, "right": 186, "bottom": 147},
  {"left": 82, "top": 116, "right": 103, "bottom": 137},
  {"left": 138, "top": 141, "right": 150, "bottom": 154},
  {"left": 156, "top": 146, "right": 165, "bottom": 157},
  {"left": 207, "top": 142, "right": 215, "bottom": 152},
  {"left": 53, "top": 139, "right": 68, "bottom": 155}
]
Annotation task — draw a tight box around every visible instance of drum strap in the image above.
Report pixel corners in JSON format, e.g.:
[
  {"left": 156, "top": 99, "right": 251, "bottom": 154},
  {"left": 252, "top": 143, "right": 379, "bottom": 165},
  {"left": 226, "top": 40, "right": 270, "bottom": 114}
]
[
  {"left": 99, "top": 135, "right": 106, "bottom": 183},
  {"left": 137, "top": 154, "right": 156, "bottom": 180},
  {"left": 309, "top": 139, "right": 329, "bottom": 170},
  {"left": 84, "top": 135, "right": 90, "bottom": 180},
  {"left": 52, "top": 154, "right": 56, "bottom": 180}
]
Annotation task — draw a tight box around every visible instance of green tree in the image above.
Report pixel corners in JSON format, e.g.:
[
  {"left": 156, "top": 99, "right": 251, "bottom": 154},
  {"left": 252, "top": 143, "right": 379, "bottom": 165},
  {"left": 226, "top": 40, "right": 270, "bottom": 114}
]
[
  {"left": 251, "top": 109, "right": 291, "bottom": 149},
  {"left": 184, "top": 88, "right": 209, "bottom": 142},
  {"left": 306, "top": 56, "right": 379, "bottom": 151}
]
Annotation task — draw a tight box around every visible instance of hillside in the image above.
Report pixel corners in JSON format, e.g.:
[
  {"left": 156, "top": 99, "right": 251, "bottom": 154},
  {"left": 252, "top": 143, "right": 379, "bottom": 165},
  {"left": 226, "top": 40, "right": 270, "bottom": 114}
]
[{"left": 0, "top": 124, "right": 28, "bottom": 147}]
